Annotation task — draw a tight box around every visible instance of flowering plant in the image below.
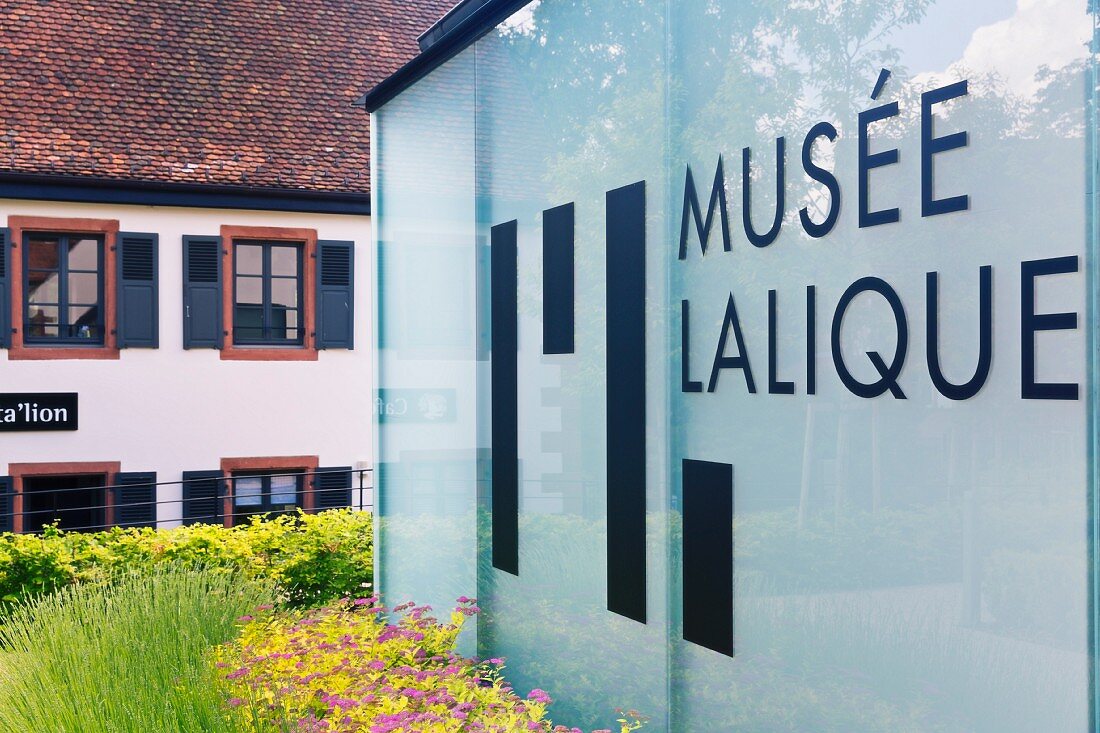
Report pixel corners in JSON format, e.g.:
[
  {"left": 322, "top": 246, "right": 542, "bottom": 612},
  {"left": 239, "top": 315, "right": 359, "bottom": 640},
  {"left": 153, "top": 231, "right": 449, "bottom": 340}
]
[{"left": 219, "top": 596, "right": 636, "bottom": 732}]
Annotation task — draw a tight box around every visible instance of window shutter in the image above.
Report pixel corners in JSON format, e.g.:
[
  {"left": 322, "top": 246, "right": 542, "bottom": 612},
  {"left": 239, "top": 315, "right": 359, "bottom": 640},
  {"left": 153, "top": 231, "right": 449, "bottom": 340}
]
[
  {"left": 313, "top": 467, "right": 353, "bottom": 510},
  {"left": 182, "top": 470, "right": 223, "bottom": 525},
  {"left": 183, "top": 235, "right": 223, "bottom": 349},
  {"left": 0, "top": 228, "right": 10, "bottom": 349},
  {"left": 0, "top": 476, "right": 12, "bottom": 533},
  {"left": 112, "top": 472, "right": 157, "bottom": 528},
  {"left": 116, "top": 232, "right": 159, "bottom": 348},
  {"left": 315, "top": 240, "right": 354, "bottom": 349}
]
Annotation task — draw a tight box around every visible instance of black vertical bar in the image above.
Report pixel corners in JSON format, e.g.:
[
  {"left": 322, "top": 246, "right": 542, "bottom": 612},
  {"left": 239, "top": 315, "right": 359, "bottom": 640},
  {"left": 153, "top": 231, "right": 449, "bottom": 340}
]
[
  {"left": 543, "top": 202, "right": 575, "bottom": 354},
  {"left": 606, "top": 180, "right": 647, "bottom": 623},
  {"left": 491, "top": 220, "right": 519, "bottom": 575},
  {"left": 682, "top": 458, "right": 734, "bottom": 657}
]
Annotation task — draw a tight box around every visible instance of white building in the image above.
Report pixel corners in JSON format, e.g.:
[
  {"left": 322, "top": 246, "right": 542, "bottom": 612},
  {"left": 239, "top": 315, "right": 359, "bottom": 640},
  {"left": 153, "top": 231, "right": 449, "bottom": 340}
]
[{"left": 0, "top": 0, "right": 452, "bottom": 531}]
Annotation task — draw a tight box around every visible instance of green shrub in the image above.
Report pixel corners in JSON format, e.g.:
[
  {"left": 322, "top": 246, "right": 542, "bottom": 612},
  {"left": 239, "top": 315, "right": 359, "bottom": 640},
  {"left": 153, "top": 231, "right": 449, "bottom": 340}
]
[
  {"left": 219, "top": 597, "right": 642, "bottom": 733},
  {"left": 0, "top": 567, "right": 274, "bottom": 733},
  {"left": 0, "top": 509, "right": 372, "bottom": 612}
]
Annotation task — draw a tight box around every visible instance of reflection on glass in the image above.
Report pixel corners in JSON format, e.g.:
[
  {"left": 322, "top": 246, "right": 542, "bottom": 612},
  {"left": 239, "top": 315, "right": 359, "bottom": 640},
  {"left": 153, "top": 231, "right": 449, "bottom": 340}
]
[
  {"left": 236, "top": 245, "right": 263, "bottom": 275},
  {"left": 234, "top": 478, "right": 262, "bottom": 507},
  {"left": 271, "top": 279, "right": 297, "bottom": 308},
  {"left": 67, "top": 238, "right": 98, "bottom": 270},
  {"left": 271, "top": 246, "right": 299, "bottom": 276},
  {"left": 27, "top": 272, "right": 58, "bottom": 304},
  {"left": 236, "top": 276, "right": 262, "bottom": 305},
  {"left": 270, "top": 476, "right": 297, "bottom": 506},
  {"left": 26, "top": 237, "right": 58, "bottom": 270},
  {"left": 67, "top": 273, "right": 98, "bottom": 303}
]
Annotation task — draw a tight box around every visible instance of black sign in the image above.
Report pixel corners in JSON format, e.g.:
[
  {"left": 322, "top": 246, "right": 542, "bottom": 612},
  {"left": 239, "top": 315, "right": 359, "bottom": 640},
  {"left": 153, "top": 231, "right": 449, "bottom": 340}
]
[{"left": 0, "top": 393, "right": 78, "bottom": 432}]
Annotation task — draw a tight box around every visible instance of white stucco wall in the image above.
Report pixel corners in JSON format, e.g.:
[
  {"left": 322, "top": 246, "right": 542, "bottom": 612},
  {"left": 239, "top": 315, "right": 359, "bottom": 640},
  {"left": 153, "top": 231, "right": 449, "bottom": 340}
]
[{"left": 0, "top": 198, "right": 374, "bottom": 524}]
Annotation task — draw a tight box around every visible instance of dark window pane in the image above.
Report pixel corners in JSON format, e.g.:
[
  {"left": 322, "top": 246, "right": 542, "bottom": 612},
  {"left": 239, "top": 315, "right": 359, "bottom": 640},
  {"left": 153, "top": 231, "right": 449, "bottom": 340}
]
[
  {"left": 271, "top": 278, "right": 298, "bottom": 309},
  {"left": 236, "top": 245, "right": 263, "bottom": 276},
  {"left": 235, "top": 305, "right": 264, "bottom": 339},
  {"left": 27, "top": 271, "right": 59, "bottom": 304},
  {"left": 27, "top": 236, "right": 59, "bottom": 271},
  {"left": 236, "top": 277, "right": 262, "bottom": 305},
  {"left": 68, "top": 273, "right": 99, "bottom": 304},
  {"left": 271, "top": 246, "right": 299, "bottom": 276},
  {"left": 67, "top": 238, "right": 99, "bottom": 271}
]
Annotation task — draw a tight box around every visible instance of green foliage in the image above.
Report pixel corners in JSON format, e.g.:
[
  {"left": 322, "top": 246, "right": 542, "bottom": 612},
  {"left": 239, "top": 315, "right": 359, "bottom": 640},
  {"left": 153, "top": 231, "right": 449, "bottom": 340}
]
[
  {"left": 0, "top": 509, "right": 372, "bottom": 612},
  {"left": 219, "top": 597, "right": 631, "bottom": 733},
  {"left": 0, "top": 567, "right": 274, "bottom": 733}
]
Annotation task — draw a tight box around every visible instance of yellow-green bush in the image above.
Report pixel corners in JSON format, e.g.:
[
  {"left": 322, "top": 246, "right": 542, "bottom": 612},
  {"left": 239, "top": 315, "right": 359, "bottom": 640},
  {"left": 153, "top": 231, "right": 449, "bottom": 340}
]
[
  {"left": 219, "top": 597, "right": 634, "bottom": 733},
  {"left": 0, "top": 509, "right": 372, "bottom": 611}
]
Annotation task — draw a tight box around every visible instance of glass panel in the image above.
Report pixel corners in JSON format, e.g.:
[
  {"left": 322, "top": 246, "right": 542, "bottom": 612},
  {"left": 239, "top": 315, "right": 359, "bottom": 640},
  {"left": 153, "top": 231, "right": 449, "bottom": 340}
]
[
  {"left": 234, "top": 305, "right": 264, "bottom": 340},
  {"left": 374, "top": 1, "right": 1099, "bottom": 732},
  {"left": 284, "top": 309, "right": 299, "bottom": 340},
  {"left": 26, "top": 236, "right": 59, "bottom": 271},
  {"left": 26, "top": 271, "right": 58, "bottom": 304},
  {"left": 271, "top": 278, "right": 298, "bottom": 309},
  {"left": 235, "top": 276, "right": 262, "bottom": 305},
  {"left": 234, "top": 477, "right": 262, "bottom": 507},
  {"left": 235, "top": 244, "right": 263, "bottom": 276},
  {"left": 67, "top": 238, "right": 99, "bottom": 271},
  {"left": 270, "top": 475, "right": 297, "bottom": 506},
  {"left": 25, "top": 305, "right": 58, "bottom": 338},
  {"left": 68, "top": 305, "right": 100, "bottom": 333},
  {"left": 270, "top": 246, "right": 299, "bottom": 277},
  {"left": 67, "top": 273, "right": 98, "bottom": 304}
]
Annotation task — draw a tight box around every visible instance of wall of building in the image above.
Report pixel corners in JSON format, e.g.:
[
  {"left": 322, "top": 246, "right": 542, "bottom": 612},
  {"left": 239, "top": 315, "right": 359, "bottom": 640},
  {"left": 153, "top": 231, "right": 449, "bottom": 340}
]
[{"left": 0, "top": 198, "right": 373, "bottom": 524}]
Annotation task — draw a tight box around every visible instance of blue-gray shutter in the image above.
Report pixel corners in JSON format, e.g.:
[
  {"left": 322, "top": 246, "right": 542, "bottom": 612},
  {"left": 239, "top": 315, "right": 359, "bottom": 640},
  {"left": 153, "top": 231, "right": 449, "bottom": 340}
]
[
  {"left": 182, "top": 470, "right": 223, "bottom": 525},
  {"left": 315, "top": 240, "right": 354, "bottom": 349},
  {"left": 0, "top": 476, "right": 12, "bottom": 533},
  {"left": 116, "top": 232, "right": 159, "bottom": 348},
  {"left": 183, "top": 235, "right": 223, "bottom": 349},
  {"left": 313, "top": 467, "right": 353, "bottom": 510},
  {"left": 112, "top": 472, "right": 157, "bottom": 528},
  {"left": 0, "top": 228, "right": 10, "bottom": 349}
]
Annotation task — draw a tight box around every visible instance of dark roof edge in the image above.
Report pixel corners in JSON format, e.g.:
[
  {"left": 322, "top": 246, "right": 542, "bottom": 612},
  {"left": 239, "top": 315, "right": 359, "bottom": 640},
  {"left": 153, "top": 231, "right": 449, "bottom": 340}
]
[
  {"left": 356, "top": 0, "right": 533, "bottom": 113},
  {"left": 0, "top": 172, "right": 371, "bottom": 216}
]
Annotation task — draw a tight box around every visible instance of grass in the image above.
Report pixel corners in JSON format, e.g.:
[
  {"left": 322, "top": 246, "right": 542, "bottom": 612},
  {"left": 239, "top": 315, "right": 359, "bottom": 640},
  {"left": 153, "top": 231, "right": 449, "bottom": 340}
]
[{"left": 0, "top": 567, "right": 273, "bottom": 733}]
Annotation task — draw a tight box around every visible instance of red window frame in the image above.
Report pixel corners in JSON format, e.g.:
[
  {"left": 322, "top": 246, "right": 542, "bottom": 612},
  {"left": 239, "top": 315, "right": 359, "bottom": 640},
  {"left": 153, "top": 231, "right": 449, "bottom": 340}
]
[{"left": 7, "top": 216, "right": 120, "bottom": 360}]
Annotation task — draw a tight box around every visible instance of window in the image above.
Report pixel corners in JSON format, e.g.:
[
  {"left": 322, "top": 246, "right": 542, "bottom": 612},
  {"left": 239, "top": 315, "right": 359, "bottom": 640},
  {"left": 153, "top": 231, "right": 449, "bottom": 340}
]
[
  {"left": 23, "top": 233, "right": 104, "bottom": 345},
  {"left": 233, "top": 241, "right": 303, "bottom": 346},
  {"left": 231, "top": 470, "right": 302, "bottom": 524}
]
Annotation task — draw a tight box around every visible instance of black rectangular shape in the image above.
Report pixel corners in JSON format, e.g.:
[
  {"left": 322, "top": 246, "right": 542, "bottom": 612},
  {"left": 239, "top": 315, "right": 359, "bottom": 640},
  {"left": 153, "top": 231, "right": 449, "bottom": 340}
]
[
  {"left": 315, "top": 240, "right": 355, "bottom": 349},
  {"left": 682, "top": 459, "right": 734, "bottom": 657},
  {"left": 182, "top": 235, "right": 223, "bottom": 349},
  {"left": 542, "top": 203, "right": 575, "bottom": 354},
  {"left": 117, "top": 232, "right": 160, "bottom": 348},
  {"left": 606, "top": 180, "right": 647, "bottom": 623},
  {"left": 314, "top": 467, "right": 354, "bottom": 509},
  {"left": 0, "top": 393, "right": 78, "bottom": 432},
  {"left": 112, "top": 472, "right": 157, "bottom": 528},
  {"left": 182, "top": 470, "right": 224, "bottom": 525},
  {"left": 0, "top": 227, "right": 10, "bottom": 349},
  {"left": 491, "top": 220, "right": 519, "bottom": 575}
]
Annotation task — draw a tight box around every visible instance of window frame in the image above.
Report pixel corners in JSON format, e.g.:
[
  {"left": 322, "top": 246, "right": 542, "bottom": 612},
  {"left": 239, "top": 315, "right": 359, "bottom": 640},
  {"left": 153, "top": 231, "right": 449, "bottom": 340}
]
[
  {"left": 22, "top": 232, "right": 107, "bottom": 346},
  {"left": 231, "top": 240, "right": 305, "bottom": 347},
  {"left": 230, "top": 469, "right": 303, "bottom": 520},
  {"left": 219, "top": 456, "right": 320, "bottom": 527},
  {"left": 219, "top": 225, "right": 318, "bottom": 361},
  {"left": 6, "top": 216, "right": 120, "bottom": 360}
]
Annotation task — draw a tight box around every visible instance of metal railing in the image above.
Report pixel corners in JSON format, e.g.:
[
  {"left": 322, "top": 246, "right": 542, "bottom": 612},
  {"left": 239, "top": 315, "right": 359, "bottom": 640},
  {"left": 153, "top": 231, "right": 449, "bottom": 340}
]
[{"left": 7, "top": 468, "right": 373, "bottom": 534}]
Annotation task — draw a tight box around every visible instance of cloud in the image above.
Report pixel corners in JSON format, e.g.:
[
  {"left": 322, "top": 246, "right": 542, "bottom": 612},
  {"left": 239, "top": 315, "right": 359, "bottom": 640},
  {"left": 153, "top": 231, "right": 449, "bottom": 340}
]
[{"left": 954, "top": 0, "right": 1091, "bottom": 98}]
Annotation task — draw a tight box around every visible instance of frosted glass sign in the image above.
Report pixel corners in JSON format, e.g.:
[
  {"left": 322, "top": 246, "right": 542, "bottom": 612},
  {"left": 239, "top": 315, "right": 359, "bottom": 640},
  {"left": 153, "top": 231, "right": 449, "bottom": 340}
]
[{"left": 372, "top": 1, "right": 1099, "bottom": 731}]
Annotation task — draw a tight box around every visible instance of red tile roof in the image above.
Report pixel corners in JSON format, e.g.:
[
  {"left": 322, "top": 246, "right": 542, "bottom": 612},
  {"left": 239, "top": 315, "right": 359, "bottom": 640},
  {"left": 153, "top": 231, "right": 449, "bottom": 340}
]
[{"left": 0, "top": 0, "right": 453, "bottom": 195}]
